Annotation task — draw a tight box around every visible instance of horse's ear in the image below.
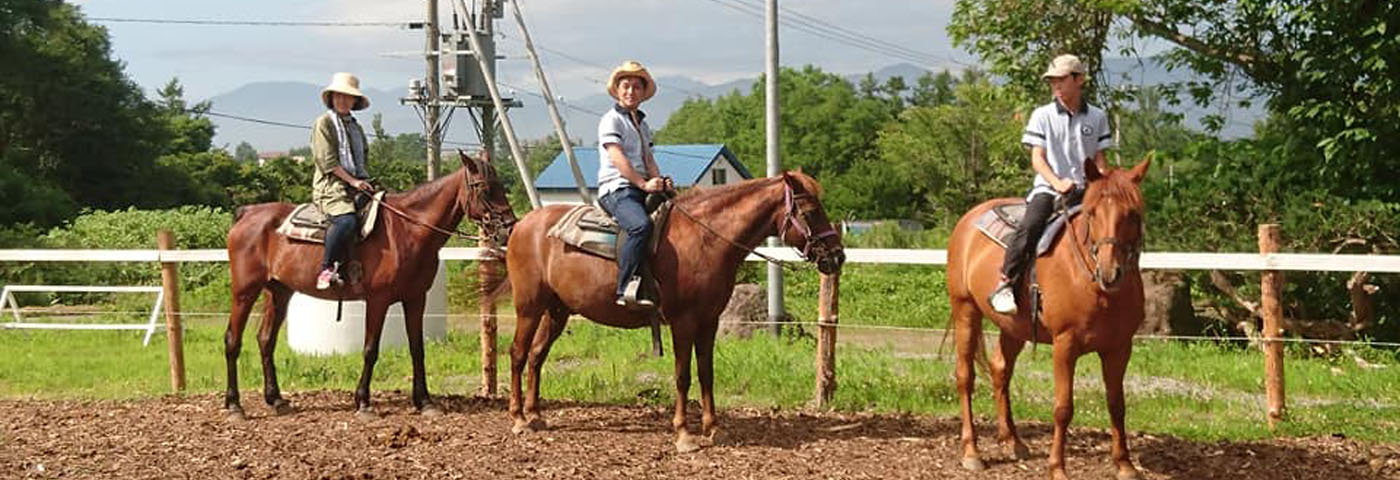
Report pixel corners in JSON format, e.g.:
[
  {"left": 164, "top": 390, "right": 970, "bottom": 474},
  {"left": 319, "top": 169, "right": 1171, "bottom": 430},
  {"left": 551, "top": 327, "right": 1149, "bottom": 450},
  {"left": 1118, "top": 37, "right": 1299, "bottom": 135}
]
[
  {"left": 1084, "top": 157, "right": 1104, "bottom": 182},
  {"left": 1128, "top": 152, "right": 1153, "bottom": 184},
  {"left": 459, "top": 149, "right": 479, "bottom": 174}
]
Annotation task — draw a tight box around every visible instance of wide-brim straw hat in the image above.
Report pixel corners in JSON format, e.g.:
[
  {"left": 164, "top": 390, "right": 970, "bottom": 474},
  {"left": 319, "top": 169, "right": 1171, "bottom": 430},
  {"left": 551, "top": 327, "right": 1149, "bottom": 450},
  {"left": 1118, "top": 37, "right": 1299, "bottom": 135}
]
[
  {"left": 321, "top": 72, "right": 370, "bottom": 111},
  {"left": 606, "top": 61, "right": 657, "bottom": 102},
  {"left": 1041, "top": 54, "right": 1087, "bottom": 79}
]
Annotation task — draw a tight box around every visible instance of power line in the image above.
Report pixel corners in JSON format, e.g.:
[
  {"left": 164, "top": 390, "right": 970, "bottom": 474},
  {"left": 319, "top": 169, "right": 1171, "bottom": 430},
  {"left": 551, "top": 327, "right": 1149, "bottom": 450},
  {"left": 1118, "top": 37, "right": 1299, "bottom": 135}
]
[
  {"left": 495, "top": 31, "right": 708, "bottom": 98},
  {"left": 705, "top": 0, "right": 966, "bottom": 69},
  {"left": 87, "top": 17, "right": 412, "bottom": 28},
  {"left": 204, "top": 110, "right": 480, "bottom": 148}
]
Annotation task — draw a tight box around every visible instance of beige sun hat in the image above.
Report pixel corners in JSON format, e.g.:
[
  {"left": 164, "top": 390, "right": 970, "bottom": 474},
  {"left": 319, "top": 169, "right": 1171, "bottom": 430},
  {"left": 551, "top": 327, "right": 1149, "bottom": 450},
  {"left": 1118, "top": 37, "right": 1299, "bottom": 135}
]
[
  {"left": 606, "top": 61, "right": 657, "bottom": 102},
  {"left": 1041, "top": 54, "right": 1087, "bottom": 79},
  {"left": 321, "top": 72, "right": 369, "bottom": 110}
]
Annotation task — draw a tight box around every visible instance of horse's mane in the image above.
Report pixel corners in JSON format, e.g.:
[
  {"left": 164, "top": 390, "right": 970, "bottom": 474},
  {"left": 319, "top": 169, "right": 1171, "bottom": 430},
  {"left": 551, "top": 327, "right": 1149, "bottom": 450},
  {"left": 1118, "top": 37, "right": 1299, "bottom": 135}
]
[
  {"left": 387, "top": 165, "right": 466, "bottom": 205},
  {"left": 674, "top": 170, "right": 823, "bottom": 209},
  {"left": 1085, "top": 168, "right": 1144, "bottom": 212}
]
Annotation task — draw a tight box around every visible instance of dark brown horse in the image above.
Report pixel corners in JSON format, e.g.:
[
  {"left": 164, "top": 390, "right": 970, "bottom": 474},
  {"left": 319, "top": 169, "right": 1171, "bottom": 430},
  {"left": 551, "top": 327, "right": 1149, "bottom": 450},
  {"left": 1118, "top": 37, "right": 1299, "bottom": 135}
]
[
  {"left": 504, "top": 171, "right": 845, "bottom": 452},
  {"left": 223, "top": 151, "right": 517, "bottom": 421},
  {"left": 945, "top": 157, "right": 1150, "bottom": 480}
]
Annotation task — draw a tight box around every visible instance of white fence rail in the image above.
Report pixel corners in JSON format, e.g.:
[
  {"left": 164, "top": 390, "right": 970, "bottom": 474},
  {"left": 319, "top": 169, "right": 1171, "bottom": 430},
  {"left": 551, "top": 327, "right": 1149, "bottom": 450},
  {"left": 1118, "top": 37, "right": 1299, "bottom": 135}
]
[
  {"left": 4, "top": 248, "right": 1398, "bottom": 272},
  {"left": 1, "top": 284, "right": 165, "bottom": 345}
]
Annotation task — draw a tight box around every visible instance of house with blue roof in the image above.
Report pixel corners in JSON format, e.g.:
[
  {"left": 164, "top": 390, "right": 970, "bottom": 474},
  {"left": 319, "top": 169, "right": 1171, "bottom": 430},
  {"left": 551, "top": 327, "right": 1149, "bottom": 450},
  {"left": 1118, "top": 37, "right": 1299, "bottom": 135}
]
[{"left": 534, "top": 144, "right": 753, "bottom": 205}]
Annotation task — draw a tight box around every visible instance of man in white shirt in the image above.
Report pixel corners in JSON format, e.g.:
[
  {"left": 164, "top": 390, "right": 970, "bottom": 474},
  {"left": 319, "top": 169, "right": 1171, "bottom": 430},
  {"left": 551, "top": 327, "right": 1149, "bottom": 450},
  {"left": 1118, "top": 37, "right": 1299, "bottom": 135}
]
[
  {"left": 596, "top": 61, "right": 672, "bottom": 308},
  {"left": 990, "top": 54, "right": 1114, "bottom": 314}
]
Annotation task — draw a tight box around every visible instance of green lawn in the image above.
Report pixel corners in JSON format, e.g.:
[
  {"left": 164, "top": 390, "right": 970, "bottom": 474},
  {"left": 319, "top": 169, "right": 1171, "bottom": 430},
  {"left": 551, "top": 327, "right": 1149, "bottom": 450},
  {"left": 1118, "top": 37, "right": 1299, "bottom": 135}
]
[{"left": 1, "top": 263, "right": 1397, "bottom": 443}]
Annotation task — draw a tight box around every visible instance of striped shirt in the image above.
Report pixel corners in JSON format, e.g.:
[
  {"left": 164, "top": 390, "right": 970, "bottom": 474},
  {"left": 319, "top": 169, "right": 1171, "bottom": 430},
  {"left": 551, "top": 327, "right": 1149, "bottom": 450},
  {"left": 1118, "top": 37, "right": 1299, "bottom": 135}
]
[{"left": 1021, "top": 99, "right": 1113, "bottom": 199}]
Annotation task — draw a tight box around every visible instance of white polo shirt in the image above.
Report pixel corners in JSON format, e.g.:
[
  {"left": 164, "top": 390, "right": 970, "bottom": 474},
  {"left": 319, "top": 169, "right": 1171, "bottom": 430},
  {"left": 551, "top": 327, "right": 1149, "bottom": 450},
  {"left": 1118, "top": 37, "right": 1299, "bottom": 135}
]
[
  {"left": 597, "top": 104, "right": 653, "bottom": 198},
  {"left": 1021, "top": 98, "right": 1113, "bottom": 199}
]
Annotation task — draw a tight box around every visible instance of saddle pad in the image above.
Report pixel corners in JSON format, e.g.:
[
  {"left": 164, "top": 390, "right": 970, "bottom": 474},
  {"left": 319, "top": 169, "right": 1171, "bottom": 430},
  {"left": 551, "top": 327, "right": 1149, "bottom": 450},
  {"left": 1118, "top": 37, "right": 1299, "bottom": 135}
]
[
  {"left": 546, "top": 203, "right": 671, "bottom": 261},
  {"left": 275, "top": 191, "right": 385, "bottom": 244},
  {"left": 974, "top": 202, "right": 1081, "bottom": 257}
]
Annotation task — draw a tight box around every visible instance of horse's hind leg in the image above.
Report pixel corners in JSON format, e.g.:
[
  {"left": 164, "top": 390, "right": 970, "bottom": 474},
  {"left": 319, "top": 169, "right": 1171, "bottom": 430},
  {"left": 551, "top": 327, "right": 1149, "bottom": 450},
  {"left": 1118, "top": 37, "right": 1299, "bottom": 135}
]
[
  {"left": 256, "top": 285, "right": 293, "bottom": 415},
  {"left": 1047, "top": 337, "right": 1081, "bottom": 480},
  {"left": 353, "top": 297, "right": 393, "bottom": 420},
  {"left": 521, "top": 306, "right": 569, "bottom": 430},
  {"left": 402, "top": 293, "right": 442, "bottom": 416},
  {"left": 1100, "top": 346, "right": 1140, "bottom": 480},
  {"left": 991, "top": 331, "right": 1030, "bottom": 460},
  {"left": 509, "top": 303, "right": 543, "bottom": 433},
  {"left": 951, "top": 299, "right": 986, "bottom": 471},
  {"left": 223, "top": 282, "right": 261, "bottom": 421},
  {"left": 669, "top": 314, "right": 700, "bottom": 453}
]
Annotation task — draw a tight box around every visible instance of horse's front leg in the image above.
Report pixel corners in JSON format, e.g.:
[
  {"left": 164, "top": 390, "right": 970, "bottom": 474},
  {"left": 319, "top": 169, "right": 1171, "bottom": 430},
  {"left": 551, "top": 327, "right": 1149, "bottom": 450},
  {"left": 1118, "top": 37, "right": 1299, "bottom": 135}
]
[
  {"left": 1048, "top": 336, "right": 1080, "bottom": 480},
  {"left": 223, "top": 286, "right": 260, "bottom": 422},
  {"left": 354, "top": 297, "right": 392, "bottom": 420},
  {"left": 694, "top": 319, "right": 719, "bottom": 442},
  {"left": 1101, "top": 346, "right": 1139, "bottom": 479},
  {"left": 256, "top": 286, "right": 293, "bottom": 416},
  {"left": 670, "top": 317, "right": 699, "bottom": 453},
  {"left": 401, "top": 293, "right": 442, "bottom": 416}
]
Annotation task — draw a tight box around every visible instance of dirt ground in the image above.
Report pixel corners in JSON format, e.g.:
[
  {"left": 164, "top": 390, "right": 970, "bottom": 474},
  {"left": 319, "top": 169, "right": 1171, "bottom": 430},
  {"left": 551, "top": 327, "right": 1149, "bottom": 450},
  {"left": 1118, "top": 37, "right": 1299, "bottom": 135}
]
[{"left": 1, "top": 391, "right": 1397, "bottom": 480}]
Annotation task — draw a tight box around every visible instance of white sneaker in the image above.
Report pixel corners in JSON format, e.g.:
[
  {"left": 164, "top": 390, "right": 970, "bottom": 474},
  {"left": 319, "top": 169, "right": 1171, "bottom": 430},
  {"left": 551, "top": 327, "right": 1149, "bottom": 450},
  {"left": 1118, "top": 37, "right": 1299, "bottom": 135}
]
[{"left": 989, "top": 282, "right": 1017, "bottom": 314}]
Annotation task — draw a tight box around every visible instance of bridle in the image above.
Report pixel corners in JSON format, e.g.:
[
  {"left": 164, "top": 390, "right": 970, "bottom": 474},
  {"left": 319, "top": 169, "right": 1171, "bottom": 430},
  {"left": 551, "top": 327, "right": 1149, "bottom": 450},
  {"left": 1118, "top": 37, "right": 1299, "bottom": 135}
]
[
  {"left": 781, "top": 181, "right": 840, "bottom": 263},
  {"left": 1061, "top": 199, "right": 1143, "bottom": 290}
]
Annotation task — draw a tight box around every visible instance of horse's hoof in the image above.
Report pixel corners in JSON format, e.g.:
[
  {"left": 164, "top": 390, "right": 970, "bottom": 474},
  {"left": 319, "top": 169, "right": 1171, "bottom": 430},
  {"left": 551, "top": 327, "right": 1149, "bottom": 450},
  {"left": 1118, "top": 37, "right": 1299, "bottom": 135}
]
[
  {"left": 225, "top": 408, "right": 247, "bottom": 423},
  {"left": 960, "top": 457, "right": 986, "bottom": 471},
  {"left": 1005, "top": 441, "right": 1031, "bottom": 460},
  {"left": 526, "top": 416, "right": 547, "bottom": 431},
  {"left": 272, "top": 400, "right": 294, "bottom": 416},
  {"left": 1116, "top": 467, "right": 1142, "bottom": 480},
  {"left": 511, "top": 418, "right": 530, "bottom": 435},
  {"left": 1050, "top": 468, "right": 1071, "bottom": 480},
  {"left": 675, "top": 433, "right": 702, "bottom": 454},
  {"left": 355, "top": 408, "right": 379, "bottom": 421},
  {"left": 419, "top": 404, "right": 444, "bottom": 417},
  {"left": 701, "top": 428, "right": 720, "bottom": 447}
]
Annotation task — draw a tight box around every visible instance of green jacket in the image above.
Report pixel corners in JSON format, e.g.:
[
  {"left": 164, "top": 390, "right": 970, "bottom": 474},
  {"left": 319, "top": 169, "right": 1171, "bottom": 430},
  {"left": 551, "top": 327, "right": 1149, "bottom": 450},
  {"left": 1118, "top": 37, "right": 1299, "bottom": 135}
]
[{"left": 310, "top": 112, "right": 368, "bottom": 216}]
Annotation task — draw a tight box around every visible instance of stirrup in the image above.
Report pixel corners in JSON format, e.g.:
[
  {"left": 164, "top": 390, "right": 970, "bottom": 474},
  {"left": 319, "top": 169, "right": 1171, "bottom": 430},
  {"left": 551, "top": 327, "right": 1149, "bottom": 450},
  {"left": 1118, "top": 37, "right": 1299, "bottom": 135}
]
[{"left": 619, "top": 276, "right": 655, "bottom": 309}]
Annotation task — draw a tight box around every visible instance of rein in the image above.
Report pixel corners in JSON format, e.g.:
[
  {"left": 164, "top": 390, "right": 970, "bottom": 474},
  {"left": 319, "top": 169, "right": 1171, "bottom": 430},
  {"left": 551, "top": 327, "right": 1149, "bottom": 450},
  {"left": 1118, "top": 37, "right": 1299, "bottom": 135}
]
[
  {"left": 668, "top": 181, "right": 836, "bottom": 272},
  {"left": 1059, "top": 198, "right": 1142, "bottom": 290},
  {"left": 355, "top": 175, "right": 506, "bottom": 243}
]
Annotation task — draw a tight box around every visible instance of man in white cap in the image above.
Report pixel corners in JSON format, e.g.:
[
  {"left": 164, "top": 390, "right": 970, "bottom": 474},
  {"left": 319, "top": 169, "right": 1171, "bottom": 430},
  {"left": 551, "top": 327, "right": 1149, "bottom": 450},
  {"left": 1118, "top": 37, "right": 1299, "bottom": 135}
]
[
  {"left": 596, "top": 61, "right": 671, "bottom": 308},
  {"left": 989, "top": 54, "right": 1114, "bottom": 314},
  {"left": 310, "top": 72, "right": 375, "bottom": 290}
]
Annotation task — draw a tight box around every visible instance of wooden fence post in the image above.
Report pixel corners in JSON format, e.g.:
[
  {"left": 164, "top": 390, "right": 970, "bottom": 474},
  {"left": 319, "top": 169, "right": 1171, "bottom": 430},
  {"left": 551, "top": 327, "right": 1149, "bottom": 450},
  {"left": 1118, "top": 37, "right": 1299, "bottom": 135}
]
[
  {"left": 815, "top": 272, "right": 840, "bottom": 406},
  {"left": 478, "top": 240, "right": 498, "bottom": 397},
  {"left": 1258, "top": 224, "right": 1285, "bottom": 427},
  {"left": 157, "top": 230, "right": 186, "bottom": 392}
]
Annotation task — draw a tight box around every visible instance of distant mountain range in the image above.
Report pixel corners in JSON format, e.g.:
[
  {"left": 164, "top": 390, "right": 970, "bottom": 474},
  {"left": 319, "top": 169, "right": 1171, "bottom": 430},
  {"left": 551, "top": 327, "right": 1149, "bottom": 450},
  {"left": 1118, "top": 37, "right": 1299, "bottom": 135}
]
[{"left": 207, "top": 60, "right": 1259, "bottom": 152}]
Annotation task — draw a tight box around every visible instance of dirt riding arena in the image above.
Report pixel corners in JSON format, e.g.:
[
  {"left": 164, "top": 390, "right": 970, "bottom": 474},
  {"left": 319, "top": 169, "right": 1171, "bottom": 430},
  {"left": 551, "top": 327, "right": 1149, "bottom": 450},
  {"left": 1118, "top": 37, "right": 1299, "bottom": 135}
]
[{"left": 2, "top": 391, "right": 1397, "bottom": 479}]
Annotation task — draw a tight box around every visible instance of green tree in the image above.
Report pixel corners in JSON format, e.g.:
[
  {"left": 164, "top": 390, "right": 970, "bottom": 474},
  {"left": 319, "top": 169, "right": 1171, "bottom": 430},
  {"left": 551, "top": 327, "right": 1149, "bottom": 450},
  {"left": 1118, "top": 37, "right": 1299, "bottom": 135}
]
[
  {"left": 233, "top": 142, "right": 258, "bottom": 163},
  {"left": 0, "top": 0, "right": 169, "bottom": 224}
]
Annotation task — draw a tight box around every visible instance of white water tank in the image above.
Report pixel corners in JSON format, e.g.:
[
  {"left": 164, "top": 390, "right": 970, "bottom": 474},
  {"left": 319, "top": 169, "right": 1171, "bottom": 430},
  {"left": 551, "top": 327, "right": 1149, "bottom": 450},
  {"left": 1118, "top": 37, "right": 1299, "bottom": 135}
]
[{"left": 287, "top": 261, "right": 449, "bottom": 356}]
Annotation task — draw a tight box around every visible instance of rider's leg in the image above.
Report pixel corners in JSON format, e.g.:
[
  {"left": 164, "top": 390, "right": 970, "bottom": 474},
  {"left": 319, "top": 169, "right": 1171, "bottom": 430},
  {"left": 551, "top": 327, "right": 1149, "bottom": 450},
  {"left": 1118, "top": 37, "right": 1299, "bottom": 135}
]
[
  {"left": 992, "top": 193, "right": 1056, "bottom": 313},
  {"left": 599, "top": 187, "right": 653, "bottom": 306}
]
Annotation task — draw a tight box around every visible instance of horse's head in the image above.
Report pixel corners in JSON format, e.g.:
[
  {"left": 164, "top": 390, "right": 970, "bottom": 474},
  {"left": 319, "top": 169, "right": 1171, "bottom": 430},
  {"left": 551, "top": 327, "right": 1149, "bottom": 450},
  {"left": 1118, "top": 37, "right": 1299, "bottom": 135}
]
[
  {"left": 458, "top": 149, "right": 518, "bottom": 246},
  {"left": 1080, "top": 155, "right": 1151, "bottom": 291},
  {"left": 778, "top": 171, "right": 845, "bottom": 274}
]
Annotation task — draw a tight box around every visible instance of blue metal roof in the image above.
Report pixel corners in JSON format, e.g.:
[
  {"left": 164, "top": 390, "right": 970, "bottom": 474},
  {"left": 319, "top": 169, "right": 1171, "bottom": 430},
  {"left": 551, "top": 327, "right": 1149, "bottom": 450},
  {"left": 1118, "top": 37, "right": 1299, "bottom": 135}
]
[{"left": 534, "top": 144, "right": 752, "bottom": 189}]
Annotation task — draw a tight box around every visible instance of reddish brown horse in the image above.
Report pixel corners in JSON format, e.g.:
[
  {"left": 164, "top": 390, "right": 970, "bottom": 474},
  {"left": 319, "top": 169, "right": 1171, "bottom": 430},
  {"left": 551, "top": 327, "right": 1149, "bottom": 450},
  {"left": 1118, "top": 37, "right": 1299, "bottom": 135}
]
[
  {"left": 946, "top": 157, "right": 1150, "bottom": 480},
  {"left": 504, "top": 172, "right": 844, "bottom": 452},
  {"left": 223, "top": 151, "right": 517, "bottom": 421}
]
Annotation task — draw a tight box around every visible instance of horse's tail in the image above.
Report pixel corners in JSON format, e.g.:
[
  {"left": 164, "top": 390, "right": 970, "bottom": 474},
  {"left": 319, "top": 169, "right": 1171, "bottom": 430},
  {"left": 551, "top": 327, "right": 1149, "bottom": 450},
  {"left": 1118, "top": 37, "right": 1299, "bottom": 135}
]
[
  {"left": 468, "top": 248, "right": 513, "bottom": 306},
  {"left": 938, "top": 313, "right": 993, "bottom": 384}
]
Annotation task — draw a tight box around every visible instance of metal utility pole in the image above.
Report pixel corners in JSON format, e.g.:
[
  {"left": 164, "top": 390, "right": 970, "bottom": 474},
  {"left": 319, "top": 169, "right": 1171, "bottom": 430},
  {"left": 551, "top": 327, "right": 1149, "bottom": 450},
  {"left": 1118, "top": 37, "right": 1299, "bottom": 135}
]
[
  {"left": 456, "top": 0, "right": 541, "bottom": 208},
  {"left": 507, "top": 0, "right": 591, "bottom": 205},
  {"left": 765, "top": 0, "right": 785, "bottom": 336},
  {"left": 424, "top": 0, "right": 442, "bottom": 180}
]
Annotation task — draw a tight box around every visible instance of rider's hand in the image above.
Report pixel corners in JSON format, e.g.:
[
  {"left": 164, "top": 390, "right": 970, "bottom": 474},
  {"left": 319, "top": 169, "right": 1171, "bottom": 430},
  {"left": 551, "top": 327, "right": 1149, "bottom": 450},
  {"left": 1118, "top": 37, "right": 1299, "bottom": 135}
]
[
  {"left": 353, "top": 179, "right": 374, "bottom": 193},
  {"left": 1052, "top": 177, "right": 1075, "bottom": 194},
  {"left": 642, "top": 177, "right": 665, "bottom": 193}
]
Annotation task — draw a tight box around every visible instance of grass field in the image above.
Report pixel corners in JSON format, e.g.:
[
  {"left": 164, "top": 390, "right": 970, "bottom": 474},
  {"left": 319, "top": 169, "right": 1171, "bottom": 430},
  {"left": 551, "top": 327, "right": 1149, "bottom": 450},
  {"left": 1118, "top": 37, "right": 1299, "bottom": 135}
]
[{"left": 1, "top": 263, "right": 1398, "bottom": 443}]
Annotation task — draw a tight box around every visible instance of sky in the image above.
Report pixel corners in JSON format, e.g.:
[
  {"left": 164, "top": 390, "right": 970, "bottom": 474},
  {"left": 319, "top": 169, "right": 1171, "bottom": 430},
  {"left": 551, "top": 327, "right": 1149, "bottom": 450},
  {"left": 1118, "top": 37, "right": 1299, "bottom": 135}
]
[{"left": 72, "top": 0, "right": 971, "bottom": 104}]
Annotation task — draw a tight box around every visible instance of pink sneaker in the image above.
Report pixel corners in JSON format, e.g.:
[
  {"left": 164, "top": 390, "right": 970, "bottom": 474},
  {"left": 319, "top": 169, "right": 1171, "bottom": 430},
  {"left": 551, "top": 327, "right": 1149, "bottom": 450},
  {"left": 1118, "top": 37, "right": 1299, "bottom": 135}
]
[{"left": 315, "top": 268, "right": 337, "bottom": 290}]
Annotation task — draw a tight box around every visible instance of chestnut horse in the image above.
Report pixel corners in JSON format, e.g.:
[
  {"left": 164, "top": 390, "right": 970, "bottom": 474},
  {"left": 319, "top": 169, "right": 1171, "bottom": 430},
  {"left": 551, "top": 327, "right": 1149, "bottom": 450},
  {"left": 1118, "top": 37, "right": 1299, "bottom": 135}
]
[
  {"left": 504, "top": 172, "right": 845, "bottom": 452},
  {"left": 945, "top": 157, "right": 1150, "bottom": 480},
  {"left": 223, "top": 151, "right": 517, "bottom": 421}
]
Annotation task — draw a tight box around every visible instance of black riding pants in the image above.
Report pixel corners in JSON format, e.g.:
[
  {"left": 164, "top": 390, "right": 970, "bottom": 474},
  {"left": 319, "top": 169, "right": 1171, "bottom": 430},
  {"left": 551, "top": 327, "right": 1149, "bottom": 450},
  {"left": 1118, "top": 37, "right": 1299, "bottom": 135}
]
[{"left": 1000, "top": 192, "right": 1056, "bottom": 286}]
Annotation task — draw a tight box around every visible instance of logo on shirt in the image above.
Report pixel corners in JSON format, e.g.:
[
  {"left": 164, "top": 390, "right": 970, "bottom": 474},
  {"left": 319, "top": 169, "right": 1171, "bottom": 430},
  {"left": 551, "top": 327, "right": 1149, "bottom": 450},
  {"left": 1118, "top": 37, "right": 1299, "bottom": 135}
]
[{"left": 1081, "top": 125, "right": 1094, "bottom": 136}]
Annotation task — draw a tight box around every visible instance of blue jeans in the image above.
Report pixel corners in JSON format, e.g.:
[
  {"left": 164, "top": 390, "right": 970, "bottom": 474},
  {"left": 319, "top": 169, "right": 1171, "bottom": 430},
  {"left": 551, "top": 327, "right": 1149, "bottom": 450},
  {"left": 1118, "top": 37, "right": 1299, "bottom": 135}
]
[
  {"left": 322, "top": 192, "right": 369, "bottom": 271},
  {"left": 598, "top": 187, "right": 652, "bottom": 296}
]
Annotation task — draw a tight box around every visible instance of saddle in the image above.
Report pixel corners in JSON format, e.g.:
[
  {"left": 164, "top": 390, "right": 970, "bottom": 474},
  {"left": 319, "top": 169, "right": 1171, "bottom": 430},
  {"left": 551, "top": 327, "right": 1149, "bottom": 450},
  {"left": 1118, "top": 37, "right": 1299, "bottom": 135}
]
[
  {"left": 545, "top": 199, "right": 672, "bottom": 261},
  {"left": 974, "top": 201, "right": 1082, "bottom": 257},
  {"left": 275, "top": 191, "right": 386, "bottom": 244}
]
